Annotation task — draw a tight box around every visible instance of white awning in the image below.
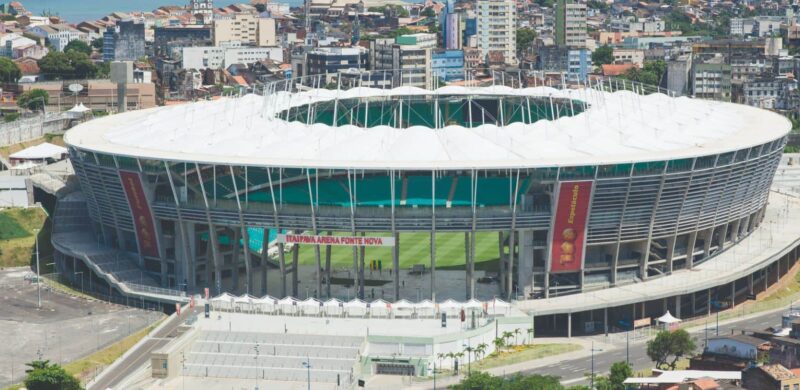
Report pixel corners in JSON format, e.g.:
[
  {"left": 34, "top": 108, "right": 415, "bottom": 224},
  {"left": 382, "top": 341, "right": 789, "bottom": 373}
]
[
  {"left": 68, "top": 103, "right": 90, "bottom": 113},
  {"left": 9, "top": 142, "right": 67, "bottom": 161},
  {"left": 323, "top": 298, "right": 342, "bottom": 307},
  {"left": 657, "top": 311, "right": 681, "bottom": 324},
  {"left": 344, "top": 299, "right": 367, "bottom": 309}
]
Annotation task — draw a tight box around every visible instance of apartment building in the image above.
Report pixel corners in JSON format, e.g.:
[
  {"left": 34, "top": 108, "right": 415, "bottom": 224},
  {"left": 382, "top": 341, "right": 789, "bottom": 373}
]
[
  {"left": 182, "top": 44, "right": 283, "bottom": 70},
  {"left": 213, "top": 13, "right": 277, "bottom": 47},
  {"left": 370, "top": 33, "right": 436, "bottom": 88},
  {"left": 476, "top": 0, "right": 517, "bottom": 65},
  {"left": 555, "top": 0, "right": 587, "bottom": 48}
]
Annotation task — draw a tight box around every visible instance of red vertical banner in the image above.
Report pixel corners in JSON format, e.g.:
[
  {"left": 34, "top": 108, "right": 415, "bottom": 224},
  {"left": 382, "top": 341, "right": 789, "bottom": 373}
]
[
  {"left": 119, "top": 170, "right": 160, "bottom": 258},
  {"left": 176, "top": 303, "right": 181, "bottom": 315},
  {"left": 549, "top": 181, "right": 593, "bottom": 273}
]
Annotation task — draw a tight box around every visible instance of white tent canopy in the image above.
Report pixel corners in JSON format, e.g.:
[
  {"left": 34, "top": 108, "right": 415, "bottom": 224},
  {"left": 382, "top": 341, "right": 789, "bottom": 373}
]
[
  {"left": 68, "top": 103, "right": 90, "bottom": 113},
  {"left": 323, "top": 298, "right": 343, "bottom": 316},
  {"left": 9, "top": 142, "right": 67, "bottom": 161},
  {"left": 344, "top": 299, "right": 367, "bottom": 316},
  {"left": 299, "top": 298, "right": 321, "bottom": 315},
  {"left": 657, "top": 311, "right": 681, "bottom": 324},
  {"left": 370, "top": 299, "right": 390, "bottom": 317}
]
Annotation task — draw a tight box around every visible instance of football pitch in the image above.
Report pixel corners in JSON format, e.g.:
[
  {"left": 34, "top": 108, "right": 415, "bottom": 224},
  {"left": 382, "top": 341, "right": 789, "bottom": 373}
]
[{"left": 296, "top": 232, "right": 501, "bottom": 271}]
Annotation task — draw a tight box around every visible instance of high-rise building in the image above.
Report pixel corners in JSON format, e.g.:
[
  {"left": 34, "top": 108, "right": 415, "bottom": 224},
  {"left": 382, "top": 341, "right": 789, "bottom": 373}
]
[
  {"left": 441, "top": 0, "right": 462, "bottom": 50},
  {"left": 370, "top": 33, "right": 436, "bottom": 88},
  {"left": 444, "top": 13, "right": 462, "bottom": 50},
  {"left": 103, "top": 20, "right": 145, "bottom": 62},
  {"left": 476, "top": 0, "right": 517, "bottom": 65},
  {"left": 555, "top": 0, "right": 587, "bottom": 48}
]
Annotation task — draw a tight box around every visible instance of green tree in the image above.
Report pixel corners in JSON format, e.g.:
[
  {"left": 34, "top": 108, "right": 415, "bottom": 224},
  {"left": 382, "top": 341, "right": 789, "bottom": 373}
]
[
  {"left": 623, "top": 60, "right": 666, "bottom": 86},
  {"left": 387, "top": 26, "right": 413, "bottom": 38},
  {"left": 646, "top": 329, "right": 696, "bottom": 370},
  {"left": 0, "top": 57, "right": 21, "bottom": 83},
  {"left": 254, "top": 3, "right": 266, "bottom": 12},
  {"left": 608, "top": 361, "right": 633, "bottom": 390},
  {"left": 17, "top": 89, "right": 49, "bottom": 111},
  {"left": 38, "top": 50, "right": 97, "bottom": 80},
  {"left": 452, "top": 372, "right": 565, "bottom": 389},
  {"left": 37, "top": 51, "right": 72, "bottom": 79},
  {"left": 63, "top": 39, "right": 92, "bottom": 55},
  {"left": 24, "top": 360, "right": 82, "bottom": 390},
  {"left": 421, "top": 7, "right": 436, "bottom": 18},
  {"left": 67, "top": 50, "right": 97, "bottom": 79},
  {"left": 592, "top": 45, "right": 614, "bottom": 66},
  {"left": 493, "top": 336, "right": 505, "bottom": 352},
  {"left": 517, "top": 27, "right": 536, "bottom": 55},
  {"left": 91, "top": 37, "right": 104, "bottom": 50}
]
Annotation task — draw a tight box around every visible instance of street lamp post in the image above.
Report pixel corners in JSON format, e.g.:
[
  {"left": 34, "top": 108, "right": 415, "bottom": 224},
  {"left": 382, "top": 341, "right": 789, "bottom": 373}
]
[
  {"left": 590, "top": 341, "right": 603, "bottom": 389},
  {"left": 34, "top": 228, "right": 40, "bottom": 309},
  {"left": 626, "top": 328, "right": 630, "bottom": 365},
  {"left": 302, "top": 356, "right": 311, "bottom": 390},
  {"left": 254, "top": 343, "right": 260, "bottom": 390},
  {"left": 462, "top": 342, "right": 471, "bottom": 376},
  {"left": 74, "top": 271, "right": 84, "bottom": 293},
  {"left": 433, "top": 360, "right": 436, "bottom": 390}
]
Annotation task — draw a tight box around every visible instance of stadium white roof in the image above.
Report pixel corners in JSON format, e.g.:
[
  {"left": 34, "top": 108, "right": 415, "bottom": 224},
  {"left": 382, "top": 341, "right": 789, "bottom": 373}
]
[{"left": 64, "top": 86, "right": 791, "bottom": 170}]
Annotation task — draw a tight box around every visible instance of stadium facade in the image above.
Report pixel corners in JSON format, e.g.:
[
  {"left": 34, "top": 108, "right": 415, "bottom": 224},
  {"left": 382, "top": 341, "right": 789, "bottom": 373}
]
[{"left": 57, "top": 73, "right": 790, "bottom": 306}]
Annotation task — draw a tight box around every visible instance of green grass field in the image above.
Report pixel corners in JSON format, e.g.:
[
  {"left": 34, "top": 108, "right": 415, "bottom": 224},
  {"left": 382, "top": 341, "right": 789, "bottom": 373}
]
[
  {"left": 296, "top": 232, "right": 501, "bottom": 271},
  {"left": 0, "top": 207, "right": 49, "bottom": 268}
]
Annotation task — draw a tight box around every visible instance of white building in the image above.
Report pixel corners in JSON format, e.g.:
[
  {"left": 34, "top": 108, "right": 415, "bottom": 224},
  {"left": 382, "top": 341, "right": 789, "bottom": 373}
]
[
  {"left": 612, "top": 48, "right": 645, "bottom": 67},
  {"left": 27, "top": 24, "right": 87, "bottom": 52},
  {"left": 476, "top": 0, "right": 517, "bottom": 65},
  {"left": 730, "top": 16, "right": 784, "bottom": 37},
  {"left": 182, "top": 44, "right": 283, "bottom": 70},
  {"left": 0, "top": 33, "right": 40, "bottom": 58},
  {"left": 213, "top": 13, "right": 277, "bottom": 47}
]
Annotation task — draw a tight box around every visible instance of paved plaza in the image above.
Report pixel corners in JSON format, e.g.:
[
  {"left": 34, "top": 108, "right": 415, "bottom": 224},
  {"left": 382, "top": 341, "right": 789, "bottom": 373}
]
[{"left": 0, "top": 267, "right": 163, "bottom": 388}]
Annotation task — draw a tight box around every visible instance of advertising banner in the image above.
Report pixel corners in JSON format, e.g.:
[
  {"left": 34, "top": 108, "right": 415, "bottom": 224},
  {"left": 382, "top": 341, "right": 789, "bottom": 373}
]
[
  {"left": 119, "top": 170, "right": 160, "bottom": 258},
  {"left": 549, "top": 181, "right": 593, "bottom": 273},
  {"left": 277, "top": 234, "right": 395, "bottom": 247}
]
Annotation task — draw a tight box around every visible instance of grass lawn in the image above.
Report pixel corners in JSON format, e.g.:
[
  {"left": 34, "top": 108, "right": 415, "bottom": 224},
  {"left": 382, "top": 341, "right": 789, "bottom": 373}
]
[
  {"left": 471, "top": 344, "right": 582, "bottom": 371},
  {"left": 633, "top": 358, "right": 690, "bottom": 377},
  {"left": 295, "top": 232, "right": 501, "bottom": 271},
  {"left": 0, "top": 207, "right": 49, "bottom": 268}
]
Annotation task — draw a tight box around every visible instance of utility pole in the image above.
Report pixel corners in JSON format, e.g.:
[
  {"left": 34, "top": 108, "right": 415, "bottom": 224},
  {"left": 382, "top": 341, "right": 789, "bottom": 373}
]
[{"left": 35, "top": 228, "right": 41, "bottom": 309}]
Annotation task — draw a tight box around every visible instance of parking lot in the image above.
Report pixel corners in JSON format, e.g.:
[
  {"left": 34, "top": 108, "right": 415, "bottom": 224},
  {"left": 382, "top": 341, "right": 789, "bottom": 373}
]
[{"left": 0, "top": 267, "right": 163, "bottom": 387}]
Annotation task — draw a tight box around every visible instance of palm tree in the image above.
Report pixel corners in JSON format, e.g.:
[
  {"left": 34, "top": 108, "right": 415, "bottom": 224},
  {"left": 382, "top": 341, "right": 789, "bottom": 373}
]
[
  {"left": 502, "top": 331, "right": 514, "bottom": 347},
  {"left": 463, "top": 345, "right": 475, "bottom": 366},
  {"left": 446, "top": 352, "right": 456, "bottom": 370},
  {"left": 454, "top": 352, "right": 465, "bottom": 372},
  {"left": 436, "top": 352, "right": 444, "bottom": 369},
  {"left": 513, "top": 328, "right": 522, "bottom": 346},
  {"left": 25, "top": 360, "right": 52, "bottom": 373},
  {"left": 493, "top": 337, "right": 505, "bottom": 352},
  {"left": 527, "top": 327, "right": 535, "bottom": 344},
  {"left": 476, "top": 343, "right": 488, "bottom": 359}
]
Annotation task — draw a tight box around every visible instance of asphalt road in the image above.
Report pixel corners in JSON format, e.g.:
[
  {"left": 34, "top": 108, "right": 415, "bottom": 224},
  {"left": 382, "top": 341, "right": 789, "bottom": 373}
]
[
  {"left": 88, "top": 304, "right": 201, "bottom": 390},
  {"left": 528, "top": 308, "right": 786, "bottom": 386},
  {"left": 0, "top": 267, "right": 162, "bottom": 388}
]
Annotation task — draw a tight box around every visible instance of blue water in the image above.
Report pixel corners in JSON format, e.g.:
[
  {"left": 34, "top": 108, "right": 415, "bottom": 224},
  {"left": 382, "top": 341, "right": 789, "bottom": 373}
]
[{"left": 23, "top": 0, "right": 305, "bottom": 23}]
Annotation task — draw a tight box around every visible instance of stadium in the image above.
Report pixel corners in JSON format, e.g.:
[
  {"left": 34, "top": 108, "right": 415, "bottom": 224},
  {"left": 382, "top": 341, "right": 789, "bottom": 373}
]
[{"left": 54, "top": 71, "right": 791, "bottom": 324}]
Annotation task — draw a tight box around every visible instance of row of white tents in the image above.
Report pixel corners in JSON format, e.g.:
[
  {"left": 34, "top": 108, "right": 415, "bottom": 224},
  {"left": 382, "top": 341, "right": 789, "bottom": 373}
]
[{"left": 208, "top": 293, "right": 512, "bottom": 318}]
